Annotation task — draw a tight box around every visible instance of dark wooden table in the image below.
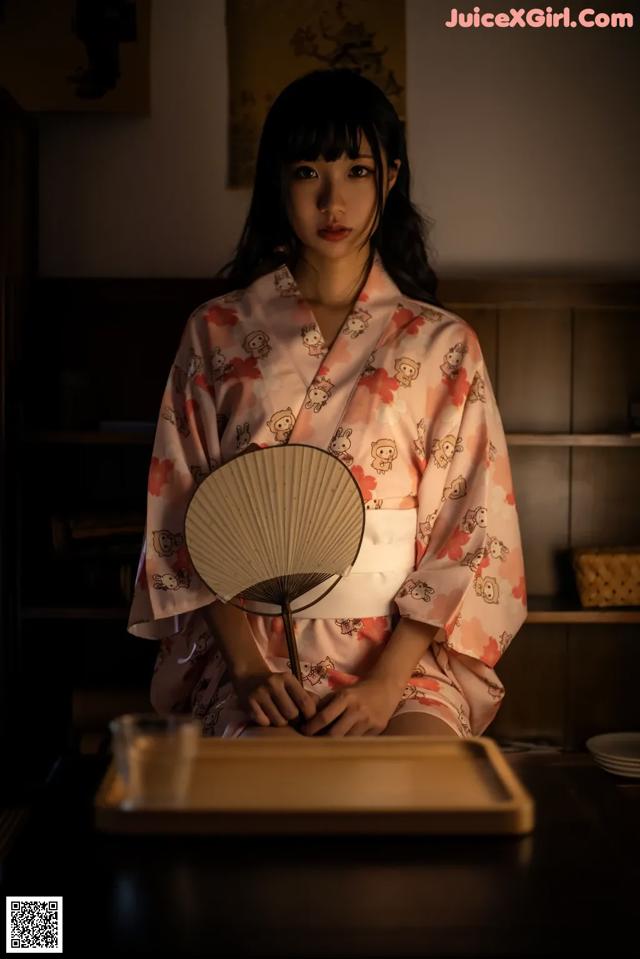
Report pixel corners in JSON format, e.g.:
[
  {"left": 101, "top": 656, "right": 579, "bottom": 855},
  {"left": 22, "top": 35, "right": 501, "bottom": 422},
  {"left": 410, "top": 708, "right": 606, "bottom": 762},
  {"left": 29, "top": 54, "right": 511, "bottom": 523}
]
[{"left": 1, "top": 747, "right": 638, "bottom": 957}]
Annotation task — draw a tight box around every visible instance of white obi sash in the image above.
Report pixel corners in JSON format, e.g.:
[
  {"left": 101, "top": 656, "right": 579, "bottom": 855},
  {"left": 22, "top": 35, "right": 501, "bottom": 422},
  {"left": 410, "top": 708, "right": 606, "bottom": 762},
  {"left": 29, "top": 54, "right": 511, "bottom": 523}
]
[{"left": 241, "top": 508, "right": 418, "bottom": 620}]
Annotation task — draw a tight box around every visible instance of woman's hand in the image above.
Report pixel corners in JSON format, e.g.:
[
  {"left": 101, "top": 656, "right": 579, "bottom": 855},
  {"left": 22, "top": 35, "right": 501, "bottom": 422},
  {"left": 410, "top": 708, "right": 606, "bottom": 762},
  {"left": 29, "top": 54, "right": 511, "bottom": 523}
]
[
  {"left": 299, "top": 677, "right": 399, "bottom": 737},
  {"left": 233, "top": 669, "right": 319, "bottom": 727}
]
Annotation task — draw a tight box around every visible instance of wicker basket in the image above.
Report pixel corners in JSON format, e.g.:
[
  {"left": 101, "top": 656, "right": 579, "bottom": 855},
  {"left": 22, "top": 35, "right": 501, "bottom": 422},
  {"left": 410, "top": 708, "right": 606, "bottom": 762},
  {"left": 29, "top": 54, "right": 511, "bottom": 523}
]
[{"left": 572, "top": 546, "right": 640, "bottom": 608}]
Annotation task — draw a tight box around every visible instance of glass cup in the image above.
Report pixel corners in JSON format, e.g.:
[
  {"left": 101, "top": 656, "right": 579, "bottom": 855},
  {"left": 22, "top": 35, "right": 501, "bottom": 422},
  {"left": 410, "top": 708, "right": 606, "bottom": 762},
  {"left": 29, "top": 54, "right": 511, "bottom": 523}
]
[{"left": 108, "top": 713, "right": 202, "bottom": 809}]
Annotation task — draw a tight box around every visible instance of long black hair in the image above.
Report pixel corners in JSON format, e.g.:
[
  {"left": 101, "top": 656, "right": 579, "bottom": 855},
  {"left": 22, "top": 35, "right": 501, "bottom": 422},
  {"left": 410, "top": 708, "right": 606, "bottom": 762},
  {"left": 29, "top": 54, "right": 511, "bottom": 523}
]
[{"left": 216, "top": 68, "right": 443, "bottom": 308}]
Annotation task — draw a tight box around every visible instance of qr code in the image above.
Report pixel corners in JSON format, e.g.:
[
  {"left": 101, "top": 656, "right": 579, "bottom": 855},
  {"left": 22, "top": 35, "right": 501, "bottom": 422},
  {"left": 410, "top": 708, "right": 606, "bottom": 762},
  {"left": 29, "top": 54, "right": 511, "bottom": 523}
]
[{"left": 6, "top": 897, "right": 63, "bottom": 953}]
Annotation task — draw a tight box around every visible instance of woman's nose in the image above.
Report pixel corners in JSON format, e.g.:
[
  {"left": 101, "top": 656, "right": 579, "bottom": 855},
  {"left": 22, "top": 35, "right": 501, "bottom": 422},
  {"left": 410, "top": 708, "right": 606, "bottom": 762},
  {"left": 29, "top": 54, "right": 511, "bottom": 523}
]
[{"left": 318, "top": 182, "right": 345, "bottom": 215}]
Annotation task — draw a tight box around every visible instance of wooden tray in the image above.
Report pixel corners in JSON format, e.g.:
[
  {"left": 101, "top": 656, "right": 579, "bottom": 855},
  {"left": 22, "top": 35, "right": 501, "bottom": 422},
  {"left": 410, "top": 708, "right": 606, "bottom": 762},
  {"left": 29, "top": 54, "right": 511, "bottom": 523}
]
[{"left": 93, "top": 736, "right": 535, "bottom": 836}]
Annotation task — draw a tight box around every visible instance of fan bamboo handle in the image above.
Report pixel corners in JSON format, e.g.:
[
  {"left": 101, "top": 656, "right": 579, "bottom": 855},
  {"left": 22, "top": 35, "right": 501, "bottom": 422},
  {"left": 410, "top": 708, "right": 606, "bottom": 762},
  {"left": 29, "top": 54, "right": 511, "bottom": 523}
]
[{"left": 282, "top": 601, "right": 302, "bottom": 685}]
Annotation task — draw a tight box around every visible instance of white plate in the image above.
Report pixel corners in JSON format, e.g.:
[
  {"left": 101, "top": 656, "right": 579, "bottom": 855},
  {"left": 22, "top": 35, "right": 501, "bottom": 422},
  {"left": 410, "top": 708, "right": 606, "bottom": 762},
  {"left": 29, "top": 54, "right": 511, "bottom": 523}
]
[
  {"left": 593, "top": 754, "right": 640, "bottom": 771},
  {"left": 585, "top": 732, "right": 640, "bottom": 762},
  {"left": 592, "top": 758, "right": 640, "bottom": 779},
  {"left": 591, "top": 753, "right": 640, "bottom": 768}
]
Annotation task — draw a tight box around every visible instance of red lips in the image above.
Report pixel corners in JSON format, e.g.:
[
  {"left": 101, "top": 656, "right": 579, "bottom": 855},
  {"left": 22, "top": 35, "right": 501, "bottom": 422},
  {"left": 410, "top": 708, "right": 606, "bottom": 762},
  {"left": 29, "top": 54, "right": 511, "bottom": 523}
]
[{"left": 318, "top": 226, "right": 352, "bottom": 241}]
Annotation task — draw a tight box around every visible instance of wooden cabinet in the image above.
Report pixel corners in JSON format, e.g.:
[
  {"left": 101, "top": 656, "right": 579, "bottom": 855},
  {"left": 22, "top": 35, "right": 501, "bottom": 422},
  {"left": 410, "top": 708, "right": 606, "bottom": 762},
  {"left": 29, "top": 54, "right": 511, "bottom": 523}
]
[
  {"left": 0, "top": 88, "right": 39, "bottom": 800},
  {"left": 442, "top": 277, "right": 640, "bottom": 747},
  {"left": 15, "top": 273, "right": 640, "bottom": 760}
]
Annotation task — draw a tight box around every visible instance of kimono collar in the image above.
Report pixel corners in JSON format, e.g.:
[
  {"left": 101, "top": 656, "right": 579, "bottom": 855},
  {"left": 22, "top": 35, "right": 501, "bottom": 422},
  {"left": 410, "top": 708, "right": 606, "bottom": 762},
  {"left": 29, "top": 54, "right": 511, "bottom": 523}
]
[
  {"left": 265, "top": 248, "right": 403, "bottom": 319},
  {"left": 245, "top": 250, "right": 406, "bottom": 452}
]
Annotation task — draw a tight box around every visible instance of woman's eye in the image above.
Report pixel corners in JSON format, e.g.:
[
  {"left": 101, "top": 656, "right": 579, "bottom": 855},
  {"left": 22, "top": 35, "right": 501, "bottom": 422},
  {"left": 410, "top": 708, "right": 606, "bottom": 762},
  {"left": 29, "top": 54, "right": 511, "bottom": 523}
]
[
  {"left": 292, "top": 164, "right": 373, "bottom": 180},
  {"left": 350, "top": 165, "right": 373, "bottom": 177}
]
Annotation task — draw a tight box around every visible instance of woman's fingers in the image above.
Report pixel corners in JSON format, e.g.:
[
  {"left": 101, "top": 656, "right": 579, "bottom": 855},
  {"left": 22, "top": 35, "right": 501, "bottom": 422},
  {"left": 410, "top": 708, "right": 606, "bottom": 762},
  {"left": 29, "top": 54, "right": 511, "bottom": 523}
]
[
  {"left": 252, "top": 689, "right": 288, "bottom": 726},
  {"left": 248, "top": 698, "right": 272, "bottom": 727},
  {"left": 243, "top": 672, "right": 322, "bottom": 727},
  {"left": 284, "top": 675, "right": 318, "bottom": 720},
  {"left": 301, "top": 693, "right": 348, "bottom": 736}
]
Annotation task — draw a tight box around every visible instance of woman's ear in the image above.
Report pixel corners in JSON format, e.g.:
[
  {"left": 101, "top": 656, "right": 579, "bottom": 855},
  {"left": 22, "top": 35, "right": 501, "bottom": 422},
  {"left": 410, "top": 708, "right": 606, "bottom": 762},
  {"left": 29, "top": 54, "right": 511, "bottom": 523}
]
[{"left": 387, "top": 159, "right": 401, "bottom": 192}]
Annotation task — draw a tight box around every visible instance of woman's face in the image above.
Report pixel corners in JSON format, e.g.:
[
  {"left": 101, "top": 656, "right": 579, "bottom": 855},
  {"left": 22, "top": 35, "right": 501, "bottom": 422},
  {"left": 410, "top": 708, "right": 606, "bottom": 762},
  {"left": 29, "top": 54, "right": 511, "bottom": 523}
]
[{"left": 285, "top": 132, "right": 400, "bottom": 261}]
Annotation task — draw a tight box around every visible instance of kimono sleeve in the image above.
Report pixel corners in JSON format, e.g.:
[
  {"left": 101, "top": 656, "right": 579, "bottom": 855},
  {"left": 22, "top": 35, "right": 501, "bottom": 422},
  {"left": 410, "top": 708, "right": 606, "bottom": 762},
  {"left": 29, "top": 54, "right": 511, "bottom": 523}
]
[
  {"left": 127, "top": 304, "right": 223, "bottom": 640},
  {"left": 393, "top": 345, "right": 528, "bottom": 673}
]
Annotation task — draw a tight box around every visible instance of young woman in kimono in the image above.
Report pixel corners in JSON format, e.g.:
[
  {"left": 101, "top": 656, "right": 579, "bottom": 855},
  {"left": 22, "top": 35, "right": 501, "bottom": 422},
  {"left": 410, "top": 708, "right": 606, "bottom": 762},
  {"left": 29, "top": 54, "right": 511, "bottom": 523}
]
[{"left": 127, "top": 68, "right": 528, "bottom": 740}]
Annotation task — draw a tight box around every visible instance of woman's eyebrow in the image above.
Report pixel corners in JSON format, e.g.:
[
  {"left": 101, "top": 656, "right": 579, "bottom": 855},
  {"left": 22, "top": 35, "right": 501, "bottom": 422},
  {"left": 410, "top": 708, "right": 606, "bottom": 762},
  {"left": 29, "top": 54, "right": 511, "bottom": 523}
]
[{"left": 290, "top": 153, "right": 374, "bottom": 164}]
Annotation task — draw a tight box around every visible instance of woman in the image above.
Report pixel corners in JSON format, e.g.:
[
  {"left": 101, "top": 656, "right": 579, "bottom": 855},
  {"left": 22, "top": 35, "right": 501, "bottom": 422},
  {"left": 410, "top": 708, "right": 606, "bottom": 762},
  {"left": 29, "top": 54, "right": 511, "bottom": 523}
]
[{"left": 127, "top": 68, "right": 528, "bottom": 740}]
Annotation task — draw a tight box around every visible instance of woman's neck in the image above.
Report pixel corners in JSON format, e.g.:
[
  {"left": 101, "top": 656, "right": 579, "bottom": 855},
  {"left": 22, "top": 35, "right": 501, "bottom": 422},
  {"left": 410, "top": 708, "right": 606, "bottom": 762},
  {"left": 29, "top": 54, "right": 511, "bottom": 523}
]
[{"left": 292, "top": 247, "right": 371, "bottom": 310}]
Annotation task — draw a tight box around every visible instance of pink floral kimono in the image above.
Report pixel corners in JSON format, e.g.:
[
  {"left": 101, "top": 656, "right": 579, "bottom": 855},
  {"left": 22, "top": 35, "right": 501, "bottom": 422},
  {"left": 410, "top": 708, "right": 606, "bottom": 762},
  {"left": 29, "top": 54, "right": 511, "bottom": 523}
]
[{"left": 127, "top": 251, "right": 528, "bottom": 739}]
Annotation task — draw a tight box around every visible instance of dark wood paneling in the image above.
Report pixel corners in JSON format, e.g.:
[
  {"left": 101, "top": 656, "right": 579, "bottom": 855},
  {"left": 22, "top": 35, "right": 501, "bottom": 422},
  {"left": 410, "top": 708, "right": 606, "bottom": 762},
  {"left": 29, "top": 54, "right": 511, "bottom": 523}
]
[
  {"left": 573, "top": 308, "right": 640, "bottom": 432},
  {"left": 453, "top": 307, "right": 499, "bottom": 388},
  {"left": 498, "top": 308, "right": 572, "bottom": 431},
  {"left": 26, "top": 278, "right": 228, "bottom": 428},
  {"left": 566, "top": 625, "right": 640, "bottom": 750},
  {"left": 571, "top": 447, "right": 640, "bottom": 548},
  {"left": 441, "top": 276, "right": 640, "bottom": 308},
  {"left": 509, "top": 447, "right": 571, "bottom": 596},
  {"left": 487, "top": 625, "right": 566, "bottom": 745}
]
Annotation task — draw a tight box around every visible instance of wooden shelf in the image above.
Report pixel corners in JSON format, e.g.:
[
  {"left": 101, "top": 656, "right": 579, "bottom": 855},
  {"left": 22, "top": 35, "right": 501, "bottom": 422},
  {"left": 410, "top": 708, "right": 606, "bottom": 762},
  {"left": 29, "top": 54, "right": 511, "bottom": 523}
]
[
  {"left": 22, "top": 429, "right": 155, "bottom": 445},
  {"left": 20, "top": 429, "right": 640, "bottom": 447},
  {"left": 526, "top": 595, "right": 640, "bottom": 623},
  {"left": 20, "top": 600, "right": 640, "bottom": 624},
  {"left": 22, "top": 607, "right": 130, "bottom": 620},
  {"left": 507, "top": 433, "right": 640, "bottom": 447}
]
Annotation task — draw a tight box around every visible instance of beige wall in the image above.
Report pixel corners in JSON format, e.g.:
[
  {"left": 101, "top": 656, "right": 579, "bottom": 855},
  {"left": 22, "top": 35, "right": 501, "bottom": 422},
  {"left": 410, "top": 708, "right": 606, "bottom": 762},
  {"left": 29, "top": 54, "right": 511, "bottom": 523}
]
[{"left": 37, "top": 0, "right": 640, "bottom": 278}]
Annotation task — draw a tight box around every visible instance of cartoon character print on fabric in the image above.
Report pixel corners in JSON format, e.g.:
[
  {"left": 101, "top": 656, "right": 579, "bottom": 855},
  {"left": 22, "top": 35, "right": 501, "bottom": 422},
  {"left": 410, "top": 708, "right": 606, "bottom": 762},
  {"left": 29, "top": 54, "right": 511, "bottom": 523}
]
[
  {"left": 486, "top": 535, "right": 510, "bottom": 562},
  {"left": 342, "top": 306, "right": 372, "bottom": 339},
  {"left": 468, "top": 372, "right": 487, "bottom": 403},
  {"left": 296, "top": 657, "right": 336, "bottom": 686},
  {"left": 361, "top": 351, "right": 377, "bottom": 377},
  {"left": 196, "top": 698, "right": 225, "bottom": 736},
  {"left": 474, "top": 575, "right": 500, "bottom": 604},
  {"left": 431, "top": 433, "right": 464, "bottom": 469},
  {"left": 189, "top": 646, "right": 229, "bottom": 735},
  {"left": 151, "top": 622, "right": 217, "bottom": 714},
  {"left": 365, "top": 498, "right": 384, "bottom": 510},
  {"left": 304, "top": 377, "right": 335, "bottom": 412},
  {"left": 400, "top": 671, "right": 472, "bottom": 737},
  {"left": 441, "top": 475, "right": 468, "bottom": 504},
  {"left": 160, "top": 404, "right": 190, "bottom": 437},
  {"left": 243, "top": 330, "right": 272, "bottom": 360},
  {"left": 461, "top": 505, "right": 488, "bottom": 534},
  {"left": 152, "top": 529, "right": 184, "bottom": 557},
  {"left": 329, "top": 427, "right": 354, "bottom": 468},
  {"left": 335, "top": 618, "right": 364, "bottom": 636},
  {"left": 498, "top": 631, "right": 513, "bottom": 656},
  {"left": 152, "top": 570, "right": 190, "bottom": 591},
  {"left": 172, "top": 350, "right": 205, "bottom": 394},
  {"left": 236, "top": 422, "right": 251, "bottom": 450},
  {"left": 267, "top": 407, "right": 295, "bottom": 443},
  {"left": 370, "top": 438, "right": 398, "bottom": 475},
  {"left": 176, "top": 626, "right": 213, "bottom": 667},
  {"left": 396, "top": 579, "right": 435, "bottom": 603},
  {"left": 190, "top": 455, "right": 219, "bottom": 486},
  {"left": 209, "top": 346, "right": 232, "bottom": 381},
  {"left": 150, "top": 522, "right": 193, "bottom": 593},
  {"left": 393, "top": 356, "right": 421, "bottom": 388},
  {"left": 413, "top": 418, "right": 427, "bottom": 459},
  {"left": 461, "top": 547, "right": 487, "bottom": 574},
  {"left": 274, "top": 265, "right": 298, "bottom": 296},
  {"left": 418, "top": 509, "right": 438, "bottom": 547},
  {"left": 301, "top": 325, "right": 327, "bottom": 357},
  {"left": 440, "top": 341, "right": 468, "bottom": 379}
]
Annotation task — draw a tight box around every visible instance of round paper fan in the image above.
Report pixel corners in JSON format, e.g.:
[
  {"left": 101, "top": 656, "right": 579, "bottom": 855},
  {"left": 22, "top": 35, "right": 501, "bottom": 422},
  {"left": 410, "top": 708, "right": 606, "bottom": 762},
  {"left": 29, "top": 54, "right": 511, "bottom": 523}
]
[{"left": 184, "top": 443, "right": 365, "bottom": 683}]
